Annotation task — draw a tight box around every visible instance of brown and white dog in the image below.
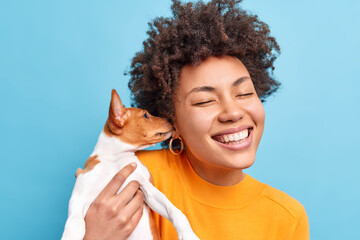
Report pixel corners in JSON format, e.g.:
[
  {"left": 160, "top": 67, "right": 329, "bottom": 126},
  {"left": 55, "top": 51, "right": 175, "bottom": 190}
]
[{"left": 61, "top": 89, "right": 199, "bottom": 240}]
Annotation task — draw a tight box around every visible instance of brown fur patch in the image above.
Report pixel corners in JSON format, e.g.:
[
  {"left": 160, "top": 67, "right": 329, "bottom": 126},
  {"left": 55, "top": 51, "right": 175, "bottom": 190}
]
[
  {"left": 104, "top": 109, "right": 172, "bottom": 148},
  {"left": 103, "top": 120, "right": 114, "bottom": 137},
  {"left": 75, "top": 155, "right": 101, "bottom": 178},
  {"left": 149, "top": 208, "right": 161, "bottom": 239},
  {"left": 147, "top": 172, "right": 160, "bottom": 238},
  {"left": 118, "top": 108, "right": 171, "bottom": 146}
]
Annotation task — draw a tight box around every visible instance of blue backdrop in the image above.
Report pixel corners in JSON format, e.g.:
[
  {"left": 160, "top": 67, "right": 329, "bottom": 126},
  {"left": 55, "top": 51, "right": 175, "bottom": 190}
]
[{"left": 1, "top": 0, "right": 359, "bottom": 239}]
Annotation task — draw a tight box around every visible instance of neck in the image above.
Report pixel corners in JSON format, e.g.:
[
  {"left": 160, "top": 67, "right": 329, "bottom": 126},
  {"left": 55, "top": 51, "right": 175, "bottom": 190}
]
[{"left": 92, "top": 131, "right": 137, "bottom": 160}]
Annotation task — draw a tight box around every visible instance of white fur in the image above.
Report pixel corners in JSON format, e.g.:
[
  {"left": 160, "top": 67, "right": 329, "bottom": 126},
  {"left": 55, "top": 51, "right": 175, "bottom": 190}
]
[{"left": 62, "top": 130, "right": 199, "bottom": 240}]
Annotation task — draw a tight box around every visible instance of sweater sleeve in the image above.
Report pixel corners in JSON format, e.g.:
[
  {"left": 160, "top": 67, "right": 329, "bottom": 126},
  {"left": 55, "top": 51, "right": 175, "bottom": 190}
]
[{"left": 291, "top": 207, "right": 310, "bottom": 240}]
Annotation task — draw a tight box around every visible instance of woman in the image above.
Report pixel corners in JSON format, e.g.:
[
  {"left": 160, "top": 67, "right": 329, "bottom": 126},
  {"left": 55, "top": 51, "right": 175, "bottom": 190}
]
[{"left": 84, "top": 0, "right": 309, "bottom": 239}]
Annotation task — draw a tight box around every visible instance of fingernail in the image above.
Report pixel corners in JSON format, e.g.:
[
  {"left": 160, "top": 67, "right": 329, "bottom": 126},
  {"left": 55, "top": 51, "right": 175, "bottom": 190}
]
[{"left": 131, "top": 162, "right": 137, "bottom": 168}]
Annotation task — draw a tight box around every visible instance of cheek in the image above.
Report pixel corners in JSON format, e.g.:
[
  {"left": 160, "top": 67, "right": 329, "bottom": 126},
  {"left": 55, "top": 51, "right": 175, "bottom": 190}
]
[
  {"left": 175, "top": 106, "right": 216, "bottom": 140},
  {"left": 247, "top": 99, "right": 265, "bottom": 133}
]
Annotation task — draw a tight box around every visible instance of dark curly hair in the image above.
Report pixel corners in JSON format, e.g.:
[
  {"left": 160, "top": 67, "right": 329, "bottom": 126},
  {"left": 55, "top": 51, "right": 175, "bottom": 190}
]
[{"left": 128, "top": 0, "right": 280, "bottom": 145}]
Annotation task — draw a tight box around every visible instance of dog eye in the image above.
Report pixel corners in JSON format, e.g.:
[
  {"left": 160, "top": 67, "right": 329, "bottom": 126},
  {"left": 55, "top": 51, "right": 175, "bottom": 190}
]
[{"left": 143, "top": 113, "right": 149, "bottom": 119}]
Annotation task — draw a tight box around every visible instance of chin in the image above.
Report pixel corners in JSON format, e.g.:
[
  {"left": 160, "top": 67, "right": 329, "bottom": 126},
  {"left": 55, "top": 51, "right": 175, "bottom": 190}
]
[{"left": 227, "top": 155, "right": 256, "bottom": 170}]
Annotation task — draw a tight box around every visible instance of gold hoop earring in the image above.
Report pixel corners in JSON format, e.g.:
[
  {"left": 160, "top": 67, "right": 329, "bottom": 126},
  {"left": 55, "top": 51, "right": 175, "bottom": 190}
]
[{"left": 169, "top": 137, "right": 184, "bottom": 155}]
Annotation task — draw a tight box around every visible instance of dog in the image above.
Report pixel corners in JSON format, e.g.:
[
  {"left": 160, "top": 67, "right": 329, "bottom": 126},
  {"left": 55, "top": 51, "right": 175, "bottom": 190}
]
[{"left": 62, "top": 89, "right": 199, "bottom": 240}]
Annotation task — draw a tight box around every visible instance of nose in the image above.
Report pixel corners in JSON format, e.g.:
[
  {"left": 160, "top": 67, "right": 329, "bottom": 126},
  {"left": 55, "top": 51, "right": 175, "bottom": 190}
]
[{"left": 218, "top": 98, "right": 244, "bottom": 123}]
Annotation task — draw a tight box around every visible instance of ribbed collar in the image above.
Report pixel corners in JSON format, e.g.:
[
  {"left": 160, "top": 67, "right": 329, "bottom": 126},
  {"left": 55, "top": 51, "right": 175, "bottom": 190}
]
[{"left": 170, "top": 151, "right": 265, "bottom": 209}]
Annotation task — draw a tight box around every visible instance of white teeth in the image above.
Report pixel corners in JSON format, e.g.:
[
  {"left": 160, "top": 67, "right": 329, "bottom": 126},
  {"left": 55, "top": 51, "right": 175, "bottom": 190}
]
[
  {"left": 234, "top": 133, "right": 240, "bottom": 141},
  {"left": 215, "top": 129, "right": 249, "bottom": 144}
]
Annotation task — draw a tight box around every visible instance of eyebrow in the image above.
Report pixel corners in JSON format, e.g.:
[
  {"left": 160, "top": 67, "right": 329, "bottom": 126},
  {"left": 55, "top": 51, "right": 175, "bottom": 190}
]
[
  {"left": 185, "top": 76, "right": 251, "bottom": 98},
  {"left": 232, "top": 76, "right": 251, "bottom": 87}
]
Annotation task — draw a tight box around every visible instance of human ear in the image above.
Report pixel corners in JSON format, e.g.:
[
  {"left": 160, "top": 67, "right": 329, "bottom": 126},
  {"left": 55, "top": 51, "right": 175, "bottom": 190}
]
[{"left": 171, "top": 123, "right": 181, "bottom": 139}]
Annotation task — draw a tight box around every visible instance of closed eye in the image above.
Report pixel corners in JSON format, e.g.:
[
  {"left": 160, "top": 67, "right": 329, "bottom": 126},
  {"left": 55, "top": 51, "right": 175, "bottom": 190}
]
[
  {"left": 236, "top": 93, "right": 254, "bottom": 97},
  {"left": 192, "top": 100, "right": 214, "bottom": 106}
]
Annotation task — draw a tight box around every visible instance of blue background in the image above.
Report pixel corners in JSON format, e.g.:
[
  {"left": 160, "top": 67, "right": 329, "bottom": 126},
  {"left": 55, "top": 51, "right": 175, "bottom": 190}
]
[{"left": 1, "top": 0, "right": 359, "bottom": 239}]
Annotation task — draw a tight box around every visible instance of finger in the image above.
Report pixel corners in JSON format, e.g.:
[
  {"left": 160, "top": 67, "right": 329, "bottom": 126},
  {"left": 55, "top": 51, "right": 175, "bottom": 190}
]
[
  {"left": 122, "top": 190, "right": 144, "bottom": 217},
  {"left": 115, "top": 181, "right": 141, "bottom": 207},
  {"left": 128, "top": 198, "right": 144, "bottom": 230},
  {"left": 118, "top": 201, "right": 144, "bottom": 238},
  {"left": 98, "top": 163, "right": 137, "bottom": 198}
]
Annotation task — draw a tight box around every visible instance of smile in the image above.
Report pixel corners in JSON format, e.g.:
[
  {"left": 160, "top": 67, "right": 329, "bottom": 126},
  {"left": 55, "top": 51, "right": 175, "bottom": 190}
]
[
  {"left": 211, "top": 127, "right": 253, "bottom": 150},
  {"left": 213, "top": 129, "right": 249, "bottom": 144}
]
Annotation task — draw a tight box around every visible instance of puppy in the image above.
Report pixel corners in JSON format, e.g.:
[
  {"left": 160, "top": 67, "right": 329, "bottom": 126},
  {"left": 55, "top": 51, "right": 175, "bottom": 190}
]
[{"left": 62, "top": 89, "right": 199, "bottom": 240}]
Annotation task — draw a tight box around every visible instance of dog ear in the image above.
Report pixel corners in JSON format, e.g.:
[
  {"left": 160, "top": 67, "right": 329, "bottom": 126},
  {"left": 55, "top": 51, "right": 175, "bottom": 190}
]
[{"left": 108, "top": 89, "right": 127, "bottom": 132}]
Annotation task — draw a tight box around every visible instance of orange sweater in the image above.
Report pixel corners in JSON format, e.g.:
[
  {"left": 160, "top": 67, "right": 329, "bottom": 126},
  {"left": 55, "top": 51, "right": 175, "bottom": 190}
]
[{"left": 137, "top": 149, "right": 309, "bottom": 240}]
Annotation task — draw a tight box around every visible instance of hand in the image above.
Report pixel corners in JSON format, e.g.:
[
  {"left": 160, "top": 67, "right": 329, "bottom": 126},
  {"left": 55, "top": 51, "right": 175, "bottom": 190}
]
[{"left": 84, "top": 163, "right": 144, "bottom": 240}]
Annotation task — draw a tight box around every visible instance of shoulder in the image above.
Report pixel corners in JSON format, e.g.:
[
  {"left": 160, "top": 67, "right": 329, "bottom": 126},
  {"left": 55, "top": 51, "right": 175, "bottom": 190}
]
[
  {"left": 136, "top": 148, "right": 174, "bottom": 175},
  {"left": 260, "top": 181, "right": 307, "bottom": 221},
  {"left": 136, "top": 149, "right": 180, "bottom": 193},
  {"left": 251, "top": 177, "right": 309, "bottom": 238},
  {"left": 259, "top": 181, "right": 310, "bottom": 239}
]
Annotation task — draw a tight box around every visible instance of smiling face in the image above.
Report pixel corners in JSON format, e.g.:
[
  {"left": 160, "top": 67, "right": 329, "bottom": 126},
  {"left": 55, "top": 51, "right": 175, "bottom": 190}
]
[{"left": 173, "top": 56, "right": 265, "bottom": 186}]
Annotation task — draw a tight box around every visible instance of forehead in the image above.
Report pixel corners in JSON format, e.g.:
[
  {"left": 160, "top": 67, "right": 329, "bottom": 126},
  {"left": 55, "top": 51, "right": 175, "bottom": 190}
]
[{"left": 178, "top": 55, "right": 251, "bottom": 91}]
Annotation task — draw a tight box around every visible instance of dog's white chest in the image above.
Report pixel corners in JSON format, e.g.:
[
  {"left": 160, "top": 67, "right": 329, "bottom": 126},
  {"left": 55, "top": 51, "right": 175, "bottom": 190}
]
[
  {"left": 63, "top": 154, "right": 154, "bottom": 240},
  {"left": 73, "top": 154, "right": 150, "bottom": 206},
  {"left": 62, "top": 131, "right": 199, "bottom": 240}
]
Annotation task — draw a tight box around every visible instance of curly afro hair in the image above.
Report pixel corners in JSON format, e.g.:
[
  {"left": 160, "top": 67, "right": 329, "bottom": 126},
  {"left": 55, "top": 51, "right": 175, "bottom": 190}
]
[{"left": 128, "top": 0, "right": 280, "bottom": 133}]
